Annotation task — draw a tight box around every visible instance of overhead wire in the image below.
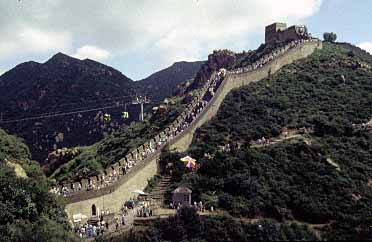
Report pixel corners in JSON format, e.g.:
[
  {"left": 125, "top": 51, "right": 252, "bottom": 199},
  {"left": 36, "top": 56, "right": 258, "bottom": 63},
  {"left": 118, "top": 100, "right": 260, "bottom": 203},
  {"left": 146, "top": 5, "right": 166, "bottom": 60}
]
[
  {"left": 2, "top": 92, "right": 162, "bottom": 118},
  {"left": 0, "top": 97, "right": 164, "bottom": 125},
  {"left": 0, "top": 104, "right": 125, "bottom": 124},
  {"left": 3, "top": 96, "right": 133, "bottom": 118},
  {"left": 40, "top": 94, "right": 135, "bottom": 109}
]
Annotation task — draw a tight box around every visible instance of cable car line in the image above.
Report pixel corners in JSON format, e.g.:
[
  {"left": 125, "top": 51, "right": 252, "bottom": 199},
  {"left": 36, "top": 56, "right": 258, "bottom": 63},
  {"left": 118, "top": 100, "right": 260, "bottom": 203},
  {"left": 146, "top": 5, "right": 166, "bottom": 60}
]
[
  {"left": 0, "top": 97, "right": 163, "bottom": 125},
  {"left": 5, "top": 94, "right": 135, "bottom": 113},
  {"left": 0, "top": 103, "right": 127, "bottom": 124}
]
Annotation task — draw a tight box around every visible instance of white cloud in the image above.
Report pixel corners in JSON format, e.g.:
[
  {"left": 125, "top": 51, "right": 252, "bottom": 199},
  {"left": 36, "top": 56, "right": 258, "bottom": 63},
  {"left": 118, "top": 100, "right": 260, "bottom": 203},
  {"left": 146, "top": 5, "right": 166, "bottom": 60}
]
[
  {"left": 0, "top": 69, "right": 4, "bottom": 76},
  {"left": 0, "top": 0, "right": 322, "bottom": 78},
  {"left": 133, "top": 0, "right": 322, "bottom": 68},
  {"left": 0, "top": 27, "right": 71, "bottom": 60},
  {"left": 72, "top": 45, "right": 111, "bottom": 61},
  {"left": 19, "top": 28, "right": 71, "bottom": 53},
  {"left": 358, "top": 42, "right": 372, "bottom": 54}
]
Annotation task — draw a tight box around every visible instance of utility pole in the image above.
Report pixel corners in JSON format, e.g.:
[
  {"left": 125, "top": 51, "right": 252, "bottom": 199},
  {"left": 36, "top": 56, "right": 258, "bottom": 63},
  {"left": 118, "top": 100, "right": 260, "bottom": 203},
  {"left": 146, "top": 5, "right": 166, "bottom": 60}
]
[{"left": 132, "top": 95, "right": 150, "bottom": 121}]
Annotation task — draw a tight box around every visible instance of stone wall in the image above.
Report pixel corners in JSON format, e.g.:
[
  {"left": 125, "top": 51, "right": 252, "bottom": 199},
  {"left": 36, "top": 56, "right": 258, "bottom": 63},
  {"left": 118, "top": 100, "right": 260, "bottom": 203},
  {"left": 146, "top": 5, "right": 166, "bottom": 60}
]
[
  {"left": 65, "top": 151, "right": 160, "bottom": 203},
  {"left": 65, "top": 152, "right": 159, "bottom": 220},
  {"left": 64, "top": 40, "right": 322, "bottom": 221},
  {"left": 169, "top": 40, "right": 322, "bottom": 151}
]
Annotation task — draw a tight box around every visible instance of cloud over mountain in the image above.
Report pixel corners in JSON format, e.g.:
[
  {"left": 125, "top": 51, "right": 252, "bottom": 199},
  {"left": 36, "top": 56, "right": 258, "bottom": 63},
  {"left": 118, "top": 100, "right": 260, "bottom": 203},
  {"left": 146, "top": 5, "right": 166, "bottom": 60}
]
[
  {"left": 358, "top": 42, "right": 372, "bottom": 54},
  {"left": 73, "top": 45, "right": 111, "bottom": 61}
]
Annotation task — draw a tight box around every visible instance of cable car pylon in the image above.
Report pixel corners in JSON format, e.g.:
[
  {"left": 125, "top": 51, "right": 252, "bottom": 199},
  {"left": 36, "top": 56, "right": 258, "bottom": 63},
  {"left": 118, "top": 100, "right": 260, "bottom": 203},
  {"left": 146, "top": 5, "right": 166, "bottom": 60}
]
[{"left": 132, "top": 95, "right": 150, "bottom": 121}]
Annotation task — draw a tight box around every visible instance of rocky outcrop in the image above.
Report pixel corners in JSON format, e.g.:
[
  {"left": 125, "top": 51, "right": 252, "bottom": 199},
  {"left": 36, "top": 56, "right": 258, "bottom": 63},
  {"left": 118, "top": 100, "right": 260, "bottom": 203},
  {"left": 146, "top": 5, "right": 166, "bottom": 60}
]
[{"left": 187, "top": 50, "right": 236, "bottom": 92}]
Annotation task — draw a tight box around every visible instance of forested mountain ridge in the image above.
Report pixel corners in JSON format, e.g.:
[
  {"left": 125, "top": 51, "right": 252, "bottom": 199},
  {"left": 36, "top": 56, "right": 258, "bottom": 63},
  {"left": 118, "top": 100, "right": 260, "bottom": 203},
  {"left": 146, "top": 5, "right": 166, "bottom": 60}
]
[
  {"left": 0, "top": 128, "right": 77, "bottom": 242},
  {"left": 148, "top": 42, "right": 372, "bottom": 241},
  {"left": 0, "top": 53, "right": 137, "bottom": 164},
  {"left": 0, "top": 52, "right": 134, "bottom": 115}
]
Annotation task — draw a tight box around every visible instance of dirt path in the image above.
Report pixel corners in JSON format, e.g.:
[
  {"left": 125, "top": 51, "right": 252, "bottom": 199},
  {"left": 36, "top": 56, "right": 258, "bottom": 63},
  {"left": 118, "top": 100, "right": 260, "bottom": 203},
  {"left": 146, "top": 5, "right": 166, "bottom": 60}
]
[{"left": 250, "top": 134, "right": 306, "bottom": 148}]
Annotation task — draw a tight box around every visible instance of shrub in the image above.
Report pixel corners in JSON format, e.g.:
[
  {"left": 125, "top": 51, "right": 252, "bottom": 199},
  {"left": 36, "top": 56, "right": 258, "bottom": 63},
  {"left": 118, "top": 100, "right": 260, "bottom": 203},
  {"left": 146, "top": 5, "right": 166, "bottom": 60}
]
[{"left": 323, "top": 32, "right": 337, "bottom": 42}]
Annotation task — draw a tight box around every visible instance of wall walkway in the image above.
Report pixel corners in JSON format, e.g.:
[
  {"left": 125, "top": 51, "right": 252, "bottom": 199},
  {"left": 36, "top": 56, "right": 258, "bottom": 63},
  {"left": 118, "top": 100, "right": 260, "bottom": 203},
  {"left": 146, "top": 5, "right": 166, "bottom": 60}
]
[
  {"left": 65, "top": 40, "right": 322, "bottom": 221},
  {"left": 169, "top": 41, "right": 322, "bottom": 151}
]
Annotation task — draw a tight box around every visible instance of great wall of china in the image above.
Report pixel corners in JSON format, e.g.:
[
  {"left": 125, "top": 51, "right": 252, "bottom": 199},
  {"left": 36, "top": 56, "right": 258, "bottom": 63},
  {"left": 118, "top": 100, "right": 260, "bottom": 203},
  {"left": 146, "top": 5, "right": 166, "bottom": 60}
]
[{"left": 64, "top": 39, "right": 323, "bottom": 221}]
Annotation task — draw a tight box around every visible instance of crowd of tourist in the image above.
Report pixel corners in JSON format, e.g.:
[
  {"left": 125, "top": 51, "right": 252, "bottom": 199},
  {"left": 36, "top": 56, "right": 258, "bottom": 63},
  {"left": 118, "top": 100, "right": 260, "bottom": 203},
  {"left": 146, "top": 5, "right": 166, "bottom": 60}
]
[
  {"left": 75, "top": 221, "right": 108, "bottom": 239},
  {"left": 74, "top": 200, "right": 136, "bottom": 239},
  {"left": 228, "top": 39, "right": 315, "bottom": 75},
  {"left": 52, "top": 38, "right": 315, "bottom": 197},
  {"left": 353, "top": 122, "right": 372, "bottom": 131},
  {"left": 50, "top": 168, "right": 121, "bottom": 196},
  {"left": 170, "top": 201, "right": 208, "bottom": 213},
  {"left": 250, "top": 127, "right": 315, "bottom": 147},
  {"left": 250, "top": 136, "right": 272, "bottom": 146},
  {"left": 136, "top": 204, "right": 153, "bottom": 217}
]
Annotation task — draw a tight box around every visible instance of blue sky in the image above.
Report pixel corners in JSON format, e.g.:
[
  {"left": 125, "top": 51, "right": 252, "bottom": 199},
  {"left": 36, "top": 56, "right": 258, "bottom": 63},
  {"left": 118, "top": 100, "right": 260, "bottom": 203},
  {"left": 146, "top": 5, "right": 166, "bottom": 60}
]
[
  {"left": 0, "top": 0, "right": 371, "bottom": 80},
  {"left": 306, "top": 0, "right": 372, "bottom": 44}
]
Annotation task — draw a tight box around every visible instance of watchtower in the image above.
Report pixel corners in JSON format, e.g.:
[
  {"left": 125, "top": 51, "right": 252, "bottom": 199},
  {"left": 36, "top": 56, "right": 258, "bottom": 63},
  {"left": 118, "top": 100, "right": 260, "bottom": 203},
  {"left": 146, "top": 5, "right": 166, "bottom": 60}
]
[
  {"left": 265, "top": 22, "right": 310, "bottom": 44},
  {"left": 265, "top": 22, "right": 287, "bottom": 44}
]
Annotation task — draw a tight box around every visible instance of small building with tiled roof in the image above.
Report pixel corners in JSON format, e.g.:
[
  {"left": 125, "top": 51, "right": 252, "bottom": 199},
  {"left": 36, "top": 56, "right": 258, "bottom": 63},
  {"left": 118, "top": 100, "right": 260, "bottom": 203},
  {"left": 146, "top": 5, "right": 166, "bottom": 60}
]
[{"left": 172, "top": 187, "right": 192, "bottom": 206}]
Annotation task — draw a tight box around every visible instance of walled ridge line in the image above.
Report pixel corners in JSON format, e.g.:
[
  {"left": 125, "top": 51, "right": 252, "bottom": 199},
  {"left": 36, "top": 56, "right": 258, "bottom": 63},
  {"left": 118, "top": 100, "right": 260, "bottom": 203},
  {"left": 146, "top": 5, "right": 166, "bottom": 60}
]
[{"left": 65, "top": 40, "right": 322, "bottom": 220}]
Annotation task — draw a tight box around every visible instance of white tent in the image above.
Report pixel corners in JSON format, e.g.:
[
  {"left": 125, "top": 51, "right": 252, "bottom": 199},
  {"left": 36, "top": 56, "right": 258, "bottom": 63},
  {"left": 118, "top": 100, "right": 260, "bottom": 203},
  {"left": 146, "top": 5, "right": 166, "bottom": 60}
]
[
  {"left": 132, "top": 189, "right": 148, "bottom": 195},
  {"left": 180, "top": 156, "right": 196, "bottom": 163}
]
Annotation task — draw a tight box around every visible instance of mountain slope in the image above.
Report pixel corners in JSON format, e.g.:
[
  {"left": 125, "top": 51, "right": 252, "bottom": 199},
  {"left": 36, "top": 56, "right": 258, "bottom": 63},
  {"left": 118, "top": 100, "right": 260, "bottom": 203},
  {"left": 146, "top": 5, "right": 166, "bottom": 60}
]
[
  {"left": 0, "top": 53, "right": 137, "bottom": 163},
  {"left": 135, "top": 61, "right": 204, "bottom": 100},
  {"left": 0, "top": 53, "right": 134, "bottom": 115},
  {"left": 162, "top": 42, "right": 372, "bottom": 240}
]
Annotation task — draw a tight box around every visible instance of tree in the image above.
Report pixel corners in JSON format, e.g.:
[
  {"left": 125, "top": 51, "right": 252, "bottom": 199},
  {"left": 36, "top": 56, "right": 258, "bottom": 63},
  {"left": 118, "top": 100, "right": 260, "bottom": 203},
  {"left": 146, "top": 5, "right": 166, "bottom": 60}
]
[{"left": 323, "top": 32, "right": 337, "bottom": 42}]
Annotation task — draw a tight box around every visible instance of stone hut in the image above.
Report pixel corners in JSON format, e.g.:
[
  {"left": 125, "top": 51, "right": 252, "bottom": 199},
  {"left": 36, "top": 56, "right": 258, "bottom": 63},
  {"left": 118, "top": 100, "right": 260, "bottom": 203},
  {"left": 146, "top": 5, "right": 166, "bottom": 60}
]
[{"left": 172, "top": 187, "right": 192, "bottom": 206}]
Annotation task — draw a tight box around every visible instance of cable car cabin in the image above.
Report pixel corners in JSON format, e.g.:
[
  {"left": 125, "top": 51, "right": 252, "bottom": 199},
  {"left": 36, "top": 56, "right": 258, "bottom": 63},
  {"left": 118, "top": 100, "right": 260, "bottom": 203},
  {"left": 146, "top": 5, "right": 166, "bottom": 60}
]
[
  {"left": 103, "top": 113, "right": 111, "bottom": 123},
  {"left": 122, "top": 111, "right": 129, "bottom": 119}
]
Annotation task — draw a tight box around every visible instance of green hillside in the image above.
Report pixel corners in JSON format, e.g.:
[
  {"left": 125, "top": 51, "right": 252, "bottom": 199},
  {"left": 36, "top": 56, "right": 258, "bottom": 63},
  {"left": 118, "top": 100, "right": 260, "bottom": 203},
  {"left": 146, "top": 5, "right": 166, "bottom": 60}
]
[
  {"left": 0, "top": 129, "right": 77, "bottom": 242},
  {"left": 155, "top": 42, "right": 372, "bottom": 241},
  {"left": 0, "top": 129, "right": 30, "bottom": 162}
]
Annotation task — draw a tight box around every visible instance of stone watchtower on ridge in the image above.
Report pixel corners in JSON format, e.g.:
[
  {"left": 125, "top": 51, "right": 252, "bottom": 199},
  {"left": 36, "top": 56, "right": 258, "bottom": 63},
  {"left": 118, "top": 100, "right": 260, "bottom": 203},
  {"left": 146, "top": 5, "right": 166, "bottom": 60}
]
[{"left": 265, "top": 22, "right": 310, "bottom": 44}]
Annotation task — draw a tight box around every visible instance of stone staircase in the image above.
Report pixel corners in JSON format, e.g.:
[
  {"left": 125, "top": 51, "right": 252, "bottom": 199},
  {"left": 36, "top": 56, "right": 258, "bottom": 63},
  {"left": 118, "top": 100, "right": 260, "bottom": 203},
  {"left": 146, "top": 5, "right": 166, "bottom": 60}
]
[
  {"left": 148, "top": 175, "right": 172, "bottom": 207},
  {"left": 87, "top": 216, "right": 99, "bottom": 226}
]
